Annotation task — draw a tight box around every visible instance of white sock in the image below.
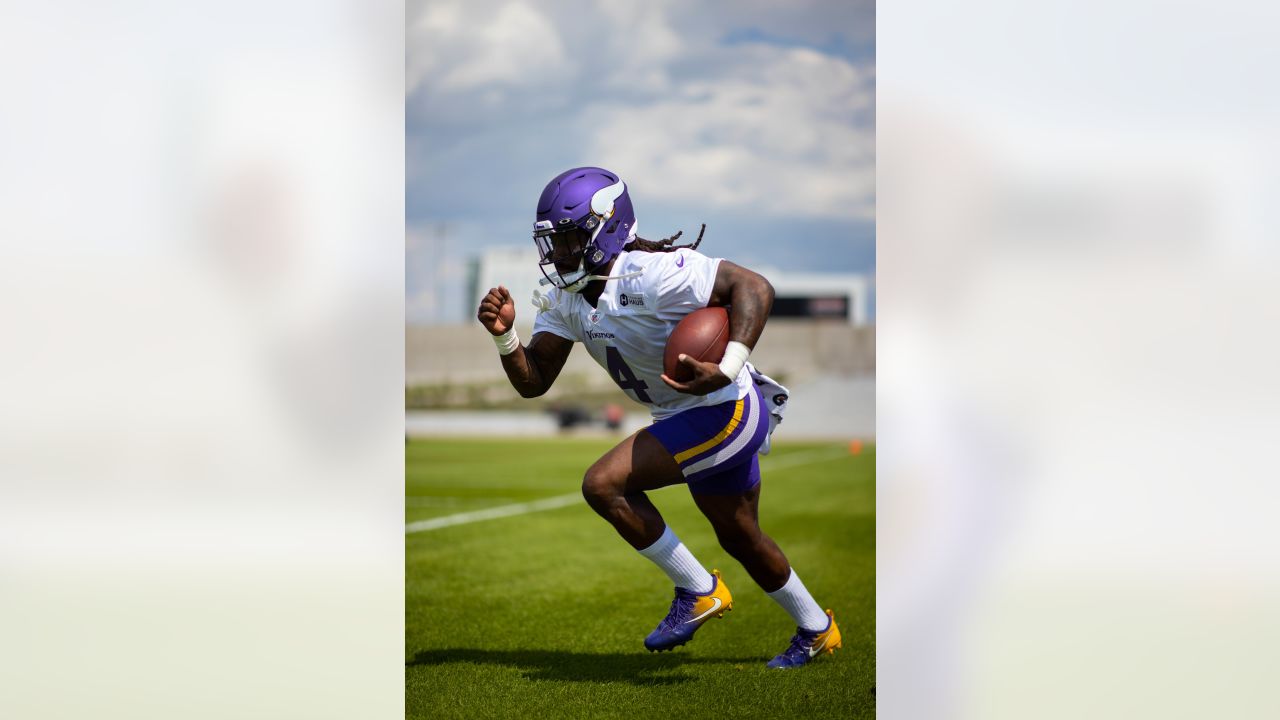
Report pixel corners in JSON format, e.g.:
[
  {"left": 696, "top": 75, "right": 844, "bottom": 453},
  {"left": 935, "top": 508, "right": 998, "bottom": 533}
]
[
  {"left": 637, "top": 526, "right": 715, "bottom": 594},
  {"left": 766, "top": 569, "right": 829, "bottom": 632}
]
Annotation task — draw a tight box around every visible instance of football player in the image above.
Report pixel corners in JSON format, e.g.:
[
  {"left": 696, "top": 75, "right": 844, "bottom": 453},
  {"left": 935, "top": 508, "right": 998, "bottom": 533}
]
[{"left": 476, "top": 167, "right": 840, "bottom": 669}]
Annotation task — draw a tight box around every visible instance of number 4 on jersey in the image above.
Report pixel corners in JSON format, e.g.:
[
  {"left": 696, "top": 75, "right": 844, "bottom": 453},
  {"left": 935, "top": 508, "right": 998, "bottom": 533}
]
[{"left": 605, "top": 346, "right": 652, "bottom": 403}]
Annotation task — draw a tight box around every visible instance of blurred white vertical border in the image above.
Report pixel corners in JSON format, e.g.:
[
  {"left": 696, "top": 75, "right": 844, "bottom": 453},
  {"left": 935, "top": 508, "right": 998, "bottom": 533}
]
[
  {"left": 880, "top": 1, "right": 1280, "bottom": 718},
  {"left": 0, "top": 1, "right": 404, "bottom": 717}
]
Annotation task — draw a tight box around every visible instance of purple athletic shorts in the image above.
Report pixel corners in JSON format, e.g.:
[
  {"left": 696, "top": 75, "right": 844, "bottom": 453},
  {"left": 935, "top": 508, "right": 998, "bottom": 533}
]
[{"left": 645, "top": 383, "right": 770, "bottom": 495}]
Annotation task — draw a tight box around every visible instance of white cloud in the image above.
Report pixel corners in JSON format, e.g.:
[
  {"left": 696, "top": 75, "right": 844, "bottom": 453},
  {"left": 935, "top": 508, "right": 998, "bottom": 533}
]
[
  {"left": 407, "top": 0, "right": 568, "bottom": 97},
  {"left": 584, "top": 45, "right": 875, "bottom": 220},
  {"left": 593, "top": 0, "right": 682, "bottom": 92}
]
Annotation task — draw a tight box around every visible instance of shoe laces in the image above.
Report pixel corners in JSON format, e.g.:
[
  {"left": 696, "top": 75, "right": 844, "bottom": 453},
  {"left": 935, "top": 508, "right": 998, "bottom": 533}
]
[
  {"left": 780, "top": 627, "right": 821, "bottom": 661},
  {"left": 659, "top": 588, "right": 698, "bottom": 631}
]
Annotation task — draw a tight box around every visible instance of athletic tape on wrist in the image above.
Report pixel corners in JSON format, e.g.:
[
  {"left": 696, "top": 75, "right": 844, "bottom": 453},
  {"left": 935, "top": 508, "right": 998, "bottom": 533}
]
[
  {"left": 718, "top": 341, "right": 750, "bottom": 379},
  {"left": 493, "top": 328, "right": 520, "bottom": 356}
]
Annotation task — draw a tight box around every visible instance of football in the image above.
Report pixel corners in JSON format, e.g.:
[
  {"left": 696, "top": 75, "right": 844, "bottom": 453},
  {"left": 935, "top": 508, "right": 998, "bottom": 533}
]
[{"left": 664, "top": 306, "right": 730, "bottom": 382}]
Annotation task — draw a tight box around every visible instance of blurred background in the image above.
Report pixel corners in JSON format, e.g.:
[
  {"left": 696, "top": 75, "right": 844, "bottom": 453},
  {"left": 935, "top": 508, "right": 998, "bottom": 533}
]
[
  {"left": 3, "top": 0, "right": 1279, "bottom": 718},
  {"left": 0, "top": 1, "right": 403, "bottom": 717},
  {"left": 879, "top": 2, "right": 1280, "bottom": 718},
  {"left": 405, "top": 0, "right": 876, "bottom": 440}
]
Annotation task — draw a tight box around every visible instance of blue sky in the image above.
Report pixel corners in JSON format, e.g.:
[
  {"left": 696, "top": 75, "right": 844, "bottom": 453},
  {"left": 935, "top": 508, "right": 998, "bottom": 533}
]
[{"left": 407, "top": 0, "right": 875, "bottom": 323}]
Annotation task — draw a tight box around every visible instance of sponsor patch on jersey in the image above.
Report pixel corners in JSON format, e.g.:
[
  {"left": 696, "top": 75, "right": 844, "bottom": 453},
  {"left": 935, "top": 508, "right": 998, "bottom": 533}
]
[{"left": 618, "top": 292, "right": 646, "bottom": 308}]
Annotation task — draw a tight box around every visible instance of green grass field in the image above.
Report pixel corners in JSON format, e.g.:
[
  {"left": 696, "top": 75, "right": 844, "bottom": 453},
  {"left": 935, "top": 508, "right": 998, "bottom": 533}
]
[{"left": 406, "top": 437, "right": 875, "bottom": 719}]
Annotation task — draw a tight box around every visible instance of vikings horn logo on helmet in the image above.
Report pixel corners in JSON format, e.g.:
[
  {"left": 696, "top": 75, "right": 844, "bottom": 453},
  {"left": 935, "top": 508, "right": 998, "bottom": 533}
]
[{"left": 590, "top": 179, "right": 626, "bottom": 218}]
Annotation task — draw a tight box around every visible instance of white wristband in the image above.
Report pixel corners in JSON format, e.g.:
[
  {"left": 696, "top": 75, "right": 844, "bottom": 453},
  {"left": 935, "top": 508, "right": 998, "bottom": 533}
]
[
  {"left": 718, "top": 341, "right": 750, "bottom": 379},
  {"left": 493, "top": 328, "right": 520, "bottom": 356}
]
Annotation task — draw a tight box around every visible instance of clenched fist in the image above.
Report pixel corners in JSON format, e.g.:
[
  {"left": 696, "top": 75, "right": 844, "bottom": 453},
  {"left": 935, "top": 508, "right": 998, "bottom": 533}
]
[{"left": 477, "top": 286, "right": 516, "bottom": 336}]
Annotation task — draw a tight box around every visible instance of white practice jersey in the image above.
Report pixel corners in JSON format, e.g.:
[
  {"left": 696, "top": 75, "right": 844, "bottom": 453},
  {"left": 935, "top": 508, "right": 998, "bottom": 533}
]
[{"left": 532, "top": 248, "right": 752, "bottom": 420}]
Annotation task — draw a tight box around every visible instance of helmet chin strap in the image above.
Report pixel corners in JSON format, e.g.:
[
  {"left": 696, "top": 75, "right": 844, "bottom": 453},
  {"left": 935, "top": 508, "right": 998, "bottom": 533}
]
[
  {"left": 538, "top": 256, "right": 645, "bottom": 292},
  {"left": 537, "top": 268, "right": 645, "bottom": 291},
  {"left": 533, "top": 261, "right": 645, "bottom": 311}
]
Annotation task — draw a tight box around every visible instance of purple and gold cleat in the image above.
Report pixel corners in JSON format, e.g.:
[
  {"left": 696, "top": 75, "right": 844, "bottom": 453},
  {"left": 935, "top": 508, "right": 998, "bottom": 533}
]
[
  {"left": 644, "top": 569, "right": 733, "bottom": 652},
  {"left": 767, "top": 609, "right": 842, "bottom": 669}
]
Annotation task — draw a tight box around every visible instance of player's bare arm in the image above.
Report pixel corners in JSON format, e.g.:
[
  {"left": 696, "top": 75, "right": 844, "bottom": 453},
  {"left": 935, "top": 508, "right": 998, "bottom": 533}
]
[
  {"left": 476, "top": 285, "right": 572, "bottom": 397},
  {"left": 661, "top": 260, "right": 775, "bottom": 395},
  {"left": 708, "top": 260, "right": 775, "bottom": 348}
]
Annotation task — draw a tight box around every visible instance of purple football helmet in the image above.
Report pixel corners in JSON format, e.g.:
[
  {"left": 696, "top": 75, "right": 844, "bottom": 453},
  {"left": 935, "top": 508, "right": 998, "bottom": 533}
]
[{"left": 533, "top": 167, "right": 637, "bottom": 293}]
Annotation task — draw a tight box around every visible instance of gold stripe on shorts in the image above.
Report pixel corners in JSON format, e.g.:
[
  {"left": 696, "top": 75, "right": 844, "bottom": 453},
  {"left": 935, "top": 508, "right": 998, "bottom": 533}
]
[{"left": 673, "top": 398, "right": 745, "bottom": 464}]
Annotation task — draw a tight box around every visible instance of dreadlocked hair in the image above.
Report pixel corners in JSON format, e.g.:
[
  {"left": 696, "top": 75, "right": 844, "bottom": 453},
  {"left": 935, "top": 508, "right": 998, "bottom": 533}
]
[{"left": 623, "top": 224, "right": 706, "bottom": 253}]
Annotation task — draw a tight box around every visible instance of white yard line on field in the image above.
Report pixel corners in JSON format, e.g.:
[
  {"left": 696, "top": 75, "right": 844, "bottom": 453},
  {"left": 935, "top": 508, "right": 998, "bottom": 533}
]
[
  {"left": 405, "top": 445, "right": 860, "bottom": 534},
  {"left": 404, "top": 496, "right": 519, "bottom": 507},
  {"left": 405, "top": 493, "right": 582, "bottom": 534}
]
